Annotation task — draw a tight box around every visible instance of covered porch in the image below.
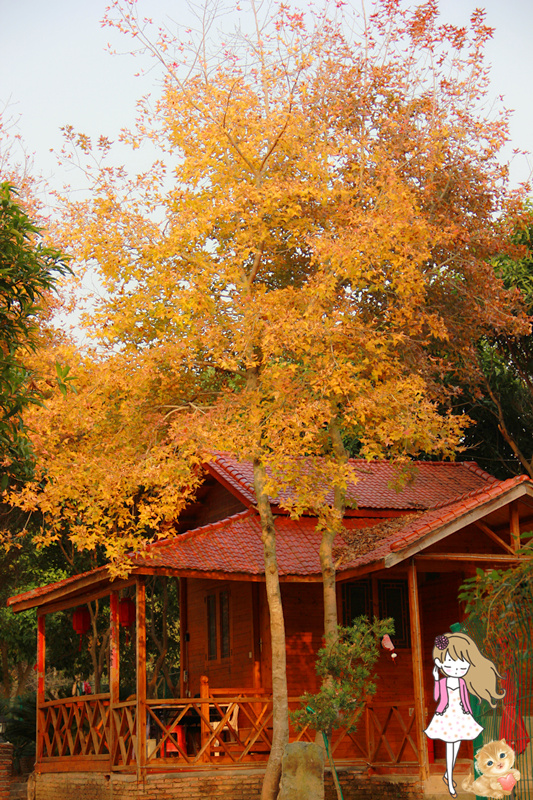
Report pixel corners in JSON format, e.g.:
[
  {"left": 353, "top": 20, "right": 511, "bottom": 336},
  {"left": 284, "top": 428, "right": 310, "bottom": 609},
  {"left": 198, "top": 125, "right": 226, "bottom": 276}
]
[{"left": 10, "top": 566, "right": 424, "bottom": 780}]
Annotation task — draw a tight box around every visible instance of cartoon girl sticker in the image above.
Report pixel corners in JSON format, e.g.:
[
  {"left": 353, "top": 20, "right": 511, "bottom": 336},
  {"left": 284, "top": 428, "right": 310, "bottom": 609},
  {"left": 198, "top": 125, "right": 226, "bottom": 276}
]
[{"left": 424, "top": 632, "right": 505, "bottom": 798}]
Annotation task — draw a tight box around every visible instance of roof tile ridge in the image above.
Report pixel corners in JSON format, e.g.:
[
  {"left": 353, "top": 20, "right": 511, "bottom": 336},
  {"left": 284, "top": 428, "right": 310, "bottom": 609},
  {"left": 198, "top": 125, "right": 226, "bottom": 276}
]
[
  {"left": 147, "top": 509, "right": 256, "bottom": 550},
  {"left": 209, "top": 452, "right": 255, "bottom": 495},
  {"left": 459, "top": 461, "right": 501, "bottom": 483},
  {"left": 389, "top": 475, "right": 532, "bottom": 552},
  {"left": 428, "top": 474, "right": 528, "bottom": 511},
  {"left": 346, "top": 458, "right": 492, "bottom": 472},
  {"left": 7, "top": 564, "right": 109, "bottom": 607}
]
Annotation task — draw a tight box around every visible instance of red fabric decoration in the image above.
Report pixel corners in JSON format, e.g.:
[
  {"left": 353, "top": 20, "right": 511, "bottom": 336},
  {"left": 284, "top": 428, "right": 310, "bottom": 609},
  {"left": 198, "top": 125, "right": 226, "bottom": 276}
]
[
  {"left": 72, "top": 607, "right": 90, "bottom": 650},
  {"left": 119, "top": 598, "right": 136, "bottom": 644}
]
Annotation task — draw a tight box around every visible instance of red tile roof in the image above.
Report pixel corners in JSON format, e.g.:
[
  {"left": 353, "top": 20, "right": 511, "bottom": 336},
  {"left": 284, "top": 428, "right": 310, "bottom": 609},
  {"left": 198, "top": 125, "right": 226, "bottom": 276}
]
[
  {"left": 131, "top": 510, "right": 375, "bottom": 577},
  {"left": 6, "top": 565, "right": 109, "bottom": 609},
  {"left": 387, "top": 474, "right": 531, "bottom": 552},
  {"left": 131, "top": 473, "right": 533, "bottom": 576},
  {"left": 8, "top": 464, "right": 533, "bottom": 613},
  {"left": 207, "top": 454, "right": 497, "bottom": 511}
]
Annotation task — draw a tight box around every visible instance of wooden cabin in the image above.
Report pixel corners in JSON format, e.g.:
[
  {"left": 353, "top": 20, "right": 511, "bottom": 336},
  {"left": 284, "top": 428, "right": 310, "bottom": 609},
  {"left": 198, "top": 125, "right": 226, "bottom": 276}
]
[{"left": 7, "top": 455, "right": 533, "bottom": 799}]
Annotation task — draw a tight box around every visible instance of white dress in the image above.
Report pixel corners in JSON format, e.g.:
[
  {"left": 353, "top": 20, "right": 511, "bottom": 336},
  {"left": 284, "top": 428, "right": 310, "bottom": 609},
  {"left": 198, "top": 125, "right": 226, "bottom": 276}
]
[{"left": 424, "top": 685, "right": 483, "bottom": 743}]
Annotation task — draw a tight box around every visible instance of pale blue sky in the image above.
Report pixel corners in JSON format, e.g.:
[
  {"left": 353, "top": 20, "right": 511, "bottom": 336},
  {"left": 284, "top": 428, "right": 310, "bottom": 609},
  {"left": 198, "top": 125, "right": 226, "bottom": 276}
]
[{"left": 1, "top": 0, "right": 532, "bottom": 195}]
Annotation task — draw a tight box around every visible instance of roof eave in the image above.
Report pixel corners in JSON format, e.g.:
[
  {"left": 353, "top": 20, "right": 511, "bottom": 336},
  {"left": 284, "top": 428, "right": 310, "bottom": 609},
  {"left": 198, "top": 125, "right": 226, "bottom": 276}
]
[{"left": 383, "top": 481, "right": 533, "bottom": 568}]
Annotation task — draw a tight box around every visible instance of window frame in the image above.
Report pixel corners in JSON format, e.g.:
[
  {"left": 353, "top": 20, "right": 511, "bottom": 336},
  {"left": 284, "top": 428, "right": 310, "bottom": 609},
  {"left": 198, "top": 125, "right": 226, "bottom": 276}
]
[
  {"left": 341, "top": 576, "right": 411, "bottom": 649},
  {"left": 205, "top": 587, "right": 232, "bottom": 662}
]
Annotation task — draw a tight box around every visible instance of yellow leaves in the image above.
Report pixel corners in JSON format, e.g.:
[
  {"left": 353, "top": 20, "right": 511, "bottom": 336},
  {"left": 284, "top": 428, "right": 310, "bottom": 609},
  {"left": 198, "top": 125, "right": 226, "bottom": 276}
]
[
  {"left": 30, "top": 0, "right": 527, "bottom": 566},
  {"left": 5, "top": 340, "right": 205, "bottom": 570}
]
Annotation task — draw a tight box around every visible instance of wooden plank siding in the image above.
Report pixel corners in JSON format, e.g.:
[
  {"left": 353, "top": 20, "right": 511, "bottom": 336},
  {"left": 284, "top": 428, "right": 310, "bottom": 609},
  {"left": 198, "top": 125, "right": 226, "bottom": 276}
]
[
  {"left": 417, "top": 568, "right": 473, "bottom": 763},
  {"left": 282, "top": 583, "right": 324, "bottom": 696},
  {"left": 185, "top": 578, "right": 256, "bottom": 696},
  {"left": 175, "top": 478, "right": 247, "bottom": 533}
]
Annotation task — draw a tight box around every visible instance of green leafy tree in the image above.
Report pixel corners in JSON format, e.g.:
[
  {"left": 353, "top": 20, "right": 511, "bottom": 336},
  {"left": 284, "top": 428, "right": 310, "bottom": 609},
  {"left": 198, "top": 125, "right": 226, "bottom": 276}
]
[
  {"left": 0, "top": 537, "right": 71, "bottom": 698},
  {"left": 0, "top": 183, "right": 70, "bottom": 487},
  {"left": 459, "top": 209, "right": 533, "bottom": 478}
]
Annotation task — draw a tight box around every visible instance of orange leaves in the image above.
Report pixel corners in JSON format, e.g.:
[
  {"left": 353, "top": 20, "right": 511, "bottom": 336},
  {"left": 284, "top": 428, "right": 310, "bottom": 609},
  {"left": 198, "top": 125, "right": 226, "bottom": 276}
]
[
  {"left": 7, "top": 342, "right": 204, "bottom": 572},
  {"left": 30, "top": 0, "right": 528, "bottom": 561}
]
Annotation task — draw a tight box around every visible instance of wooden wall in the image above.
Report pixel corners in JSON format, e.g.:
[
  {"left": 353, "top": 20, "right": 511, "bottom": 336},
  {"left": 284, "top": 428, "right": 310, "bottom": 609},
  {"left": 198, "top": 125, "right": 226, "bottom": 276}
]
[
  {"left": 417, "top": 569, "right": 471, "bottom": 760},
  {"left": 176, "top": 478, "right": 247, "bottom": 533},
  {"left": 184, "top": 578, "right": 256, "bottom": 696},
  {"left": 282, "top": 583, "right": 324, "bottom": 695},
  {"left": 185, "top": 573, "right": 423, "bottom": 703}
]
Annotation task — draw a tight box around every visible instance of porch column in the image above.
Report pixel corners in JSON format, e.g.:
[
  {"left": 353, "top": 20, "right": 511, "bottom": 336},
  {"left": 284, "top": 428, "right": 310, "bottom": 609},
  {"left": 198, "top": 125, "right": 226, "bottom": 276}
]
[
  {"left": 252, "top": 583, "right": 262, "bottom": 690},
  {"left": 200, "top": 674, "right": 210, "bottom": 762},
  {"left": 36, "top": 613, "right": 45, "bottom": 762},
  {"left": 179, "top": 577, "right": 188, "bottom": 698},
  {"left": 408, "top": 559, "right": 429, "bottom": 782},
  {"left": 510, "top": 501, "right": 520, "bottom": 551},
  {"left": 109, "top": 591, "right": 120, "bottom": 765},
  {"left": 136, "top": 577, "right": 147, "bottom": 779},
  {"left": 110, "top": 592, "right": 120, "bottom": 703}
]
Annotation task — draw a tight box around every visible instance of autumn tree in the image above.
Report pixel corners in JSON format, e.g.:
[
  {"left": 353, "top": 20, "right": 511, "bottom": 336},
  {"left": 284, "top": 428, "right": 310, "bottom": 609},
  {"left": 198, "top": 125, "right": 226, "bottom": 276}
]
[
  {"left": 10, "top": 1, "right": 528, "bottom": 796},
  {"left": 7, "top": 343, "right": 203, "bottom": 566}
]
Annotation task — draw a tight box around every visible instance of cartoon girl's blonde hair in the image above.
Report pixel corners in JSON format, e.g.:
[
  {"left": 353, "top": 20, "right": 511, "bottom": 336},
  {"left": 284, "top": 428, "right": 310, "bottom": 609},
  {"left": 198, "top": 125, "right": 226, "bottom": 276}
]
[{"left": 433, "top": 632, "right": 505, "bottom": 708}]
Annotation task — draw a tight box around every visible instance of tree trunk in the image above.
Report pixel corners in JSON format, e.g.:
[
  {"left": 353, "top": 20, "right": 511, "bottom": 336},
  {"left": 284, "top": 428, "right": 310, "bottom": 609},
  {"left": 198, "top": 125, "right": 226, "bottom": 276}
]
[
  {"left": 321, "top": 418, "right": 348, "bottom": 645},
  {"left": 320, "top": 527, "right": 338, "bottom": 647},
  {"left": 15, "top": 661, "right": 33, "bottom": 696},
  {"left": 326, "top": 730, "right": 344, "bottom": 800},
  {"left": 147, "top": 577, "right": 169, "bottom": 699},
  {"left": 254, "top": 458, "right": 289, "bottom": 800},
  {"left": 318, "top": 417, "right": 348, "bottom": 800}
]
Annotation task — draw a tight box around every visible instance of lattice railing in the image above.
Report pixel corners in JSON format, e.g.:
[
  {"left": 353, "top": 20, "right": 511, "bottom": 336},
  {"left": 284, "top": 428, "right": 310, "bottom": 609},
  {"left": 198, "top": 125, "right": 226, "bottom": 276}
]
[
  {"left": 366, "top": 702, "right": 419, "bottom": 764},
  {"left": 145, "top": 695, "right": 273, "bottom": 765},
  {"left": 110, "top": 700, "right": 137, "bottom": 767},
  {"left": 37, "top": 695, "right": 418, "bottom": 769},
  {"left": 38, "top": 694, "right": 110, "bottom": 761},
  {"left": 289, "top": 700, "right": 417, "bottom": 764}
]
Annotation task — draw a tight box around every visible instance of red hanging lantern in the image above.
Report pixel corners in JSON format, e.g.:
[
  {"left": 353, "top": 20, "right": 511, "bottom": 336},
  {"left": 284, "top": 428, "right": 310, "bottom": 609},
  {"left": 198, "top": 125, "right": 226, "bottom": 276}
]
[
  {"left": 72, "top": 606, "right": 90, "bottom": 651},
  {"left": 119, "top": 597, "right": 136, "bottom": 644}
]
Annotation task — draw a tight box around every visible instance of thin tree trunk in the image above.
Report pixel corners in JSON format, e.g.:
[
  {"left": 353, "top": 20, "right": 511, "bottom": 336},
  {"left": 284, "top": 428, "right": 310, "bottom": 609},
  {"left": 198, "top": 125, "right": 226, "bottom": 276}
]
[
  {"left": 15, "top": 661, "right": 33, "bottom": 696},
  {"left": 254, "top": 458, "right": 289, "bottom": 800},
  {"left": 147, "top": 577, "right": 169, "bottom": 698},
  {"left": 320, "top": 418, "right": 348, "bottom": 800},
  {"left": 321, "top": 418, "right": 348, "bottom": 645},
  {"left": 326, "top": 731, "right": 344, "bottom": 800}
]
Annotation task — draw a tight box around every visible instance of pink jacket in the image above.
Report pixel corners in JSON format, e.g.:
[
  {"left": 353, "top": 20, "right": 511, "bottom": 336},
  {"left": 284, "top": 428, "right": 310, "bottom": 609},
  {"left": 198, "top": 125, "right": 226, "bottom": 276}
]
[{"left": 434, "top": 678, "right": 473, "bottom": 716}]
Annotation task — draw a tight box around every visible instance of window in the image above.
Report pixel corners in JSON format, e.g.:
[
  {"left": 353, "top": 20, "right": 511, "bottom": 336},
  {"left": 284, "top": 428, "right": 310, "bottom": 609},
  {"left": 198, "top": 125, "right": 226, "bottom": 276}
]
[
  {"left": 220, "top": 590, "right": 230, "bottom": 659},
  {"left": 378, "top": 579, "right": 410, "bottom": 649},
  {"left": 342, "top": 579, "right": 371, "bottom": 624},
  {"left": 206, "top": 589, "right": 231, "bottom": 660},
  {"left": 207, "top": 594, "right": 217, "bottom": 660},
  {"left": 341, "top": 577, "right": 410, "bottom": 649}
]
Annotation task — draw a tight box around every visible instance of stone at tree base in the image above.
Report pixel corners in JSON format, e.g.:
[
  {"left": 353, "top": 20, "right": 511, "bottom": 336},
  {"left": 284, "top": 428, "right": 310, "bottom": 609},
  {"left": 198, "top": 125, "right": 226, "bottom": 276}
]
[{"left": 277, "top": 741, "right": 325, "bottom": 800}]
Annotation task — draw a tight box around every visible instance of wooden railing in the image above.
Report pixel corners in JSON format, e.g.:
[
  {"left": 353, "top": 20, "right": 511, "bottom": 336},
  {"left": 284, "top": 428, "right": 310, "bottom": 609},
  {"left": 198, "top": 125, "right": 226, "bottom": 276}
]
[
  {"left": 37, "top": 695, "right": 418, "bottom": 770},
  {"left": 110, "top": 700, "right": 137, "bottom": 768},
  {"left": 38, "top": 694, "right": 111, "bottom": 762}
]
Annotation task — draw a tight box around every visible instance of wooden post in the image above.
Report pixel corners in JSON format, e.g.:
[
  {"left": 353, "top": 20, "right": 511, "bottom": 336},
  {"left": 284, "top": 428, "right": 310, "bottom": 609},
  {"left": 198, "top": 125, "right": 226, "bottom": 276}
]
[
  {"left": 251, "top": 583, "right": 262, "bottom": 690},
  {"left": 408, "top": 560, "right": 429, "bottom": 782},
  {"left": 36, "top": 614, "right": 45, "bottom": 763},
  {"left": 110, "top": 592, "right": 120, "bottom": 704},
  {"left": 136, "top": 578, "right": 147, "bottom": 780},
  {"left": 179, "top": 577, "right": 188, "bottom": 698},
  {"left": 510, "top": 501, "right": 520, "bottom": 552},
  {"left": 109, "top": 591, "right": 120, "bottom": 767},
  {"left": 200, "top": 674, "right": 210, "bottom": 762}
]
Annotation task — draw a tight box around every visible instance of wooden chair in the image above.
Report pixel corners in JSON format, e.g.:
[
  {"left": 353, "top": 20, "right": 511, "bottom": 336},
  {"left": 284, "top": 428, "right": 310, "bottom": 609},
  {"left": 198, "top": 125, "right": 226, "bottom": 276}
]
[{"left": 163, "top": 723, "right": 186, "bottom": 757}]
